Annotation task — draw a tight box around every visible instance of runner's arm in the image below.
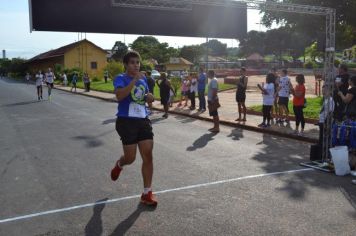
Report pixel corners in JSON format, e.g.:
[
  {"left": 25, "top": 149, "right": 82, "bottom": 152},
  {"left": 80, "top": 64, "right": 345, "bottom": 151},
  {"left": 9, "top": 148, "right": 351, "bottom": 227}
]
[
  {"left": 338, "top": 91, "right": 353, "bottom": 104},
  {"left": 115, "top": 78, "right": 138, "bottom": 102},
  {"left": 243, "top": 77, "right": 248, "bottom": 89}
]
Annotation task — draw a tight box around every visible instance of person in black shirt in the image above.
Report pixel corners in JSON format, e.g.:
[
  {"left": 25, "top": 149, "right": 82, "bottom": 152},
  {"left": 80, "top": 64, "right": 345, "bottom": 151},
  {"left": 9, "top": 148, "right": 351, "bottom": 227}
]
[
  {"left": 333, "top": 64, "right": 350, "bottom": 121},
  {"left": 156, "top": 73, "right": 174, "bottom": 118},
  {"left": 235, "top": 67, "right": 248, "bottom": 122},
  {"left": 146, "top": 71, "right": 155, "bottom": 111},
  {"left": 146, "top": 71, "right": 155, "bottom": 94},
  {"left": 339, "top": 64, "right": 350, "bottom": 89},
  {"left": 338, "top": 76, "right": 356, "bottom": 119}
]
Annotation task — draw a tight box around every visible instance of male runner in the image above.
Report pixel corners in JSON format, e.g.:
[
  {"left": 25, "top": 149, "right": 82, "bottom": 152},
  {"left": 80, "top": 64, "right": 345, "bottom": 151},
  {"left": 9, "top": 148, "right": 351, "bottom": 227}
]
[
  {"left": 110, "top": 51, "right": 157, "bottom": 206},
  {"left": 45, "top": 68, "right": 55, "bottom": 100}
]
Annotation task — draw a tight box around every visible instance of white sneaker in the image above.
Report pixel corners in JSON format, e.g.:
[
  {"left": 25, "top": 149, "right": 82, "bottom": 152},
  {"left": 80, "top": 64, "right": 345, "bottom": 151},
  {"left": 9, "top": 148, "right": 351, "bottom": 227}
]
[{"left": 352, "top": 180, "right": 356, "bottom": 185}]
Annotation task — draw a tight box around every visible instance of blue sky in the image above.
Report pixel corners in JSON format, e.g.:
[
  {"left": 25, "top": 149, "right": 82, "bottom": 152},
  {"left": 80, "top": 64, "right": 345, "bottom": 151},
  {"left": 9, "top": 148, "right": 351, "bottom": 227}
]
[{"left": 0, "top": 0, "right": 271, "bottom": 59}]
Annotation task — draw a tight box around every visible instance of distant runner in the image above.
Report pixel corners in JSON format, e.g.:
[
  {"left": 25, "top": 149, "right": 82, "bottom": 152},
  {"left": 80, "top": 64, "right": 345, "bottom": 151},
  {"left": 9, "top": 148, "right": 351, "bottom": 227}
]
[
  {"left": 45, "top": 68, "right": 55, "bottom": 101},
  {"left": 35, "top": 70, "right": 44, "bottom": 101},
  {"left": 110, "top": 51, "right": 157, "bottom": 206}
]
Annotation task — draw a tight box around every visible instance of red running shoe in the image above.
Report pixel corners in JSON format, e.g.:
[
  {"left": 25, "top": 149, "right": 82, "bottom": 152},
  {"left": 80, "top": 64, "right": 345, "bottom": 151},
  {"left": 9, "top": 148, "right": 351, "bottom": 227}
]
[
  {"left": 141, "top": 191, "right": 158, "bottom": 206},
  {"left": 110, "top": 160, "right": 122, "bottom": 181}
]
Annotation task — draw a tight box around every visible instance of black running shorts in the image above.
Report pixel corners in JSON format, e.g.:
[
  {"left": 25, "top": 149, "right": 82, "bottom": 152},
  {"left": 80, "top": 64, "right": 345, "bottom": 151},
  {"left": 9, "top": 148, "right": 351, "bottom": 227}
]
[{"left": 115, "top": 117, "right": 153, "bottom": 145}]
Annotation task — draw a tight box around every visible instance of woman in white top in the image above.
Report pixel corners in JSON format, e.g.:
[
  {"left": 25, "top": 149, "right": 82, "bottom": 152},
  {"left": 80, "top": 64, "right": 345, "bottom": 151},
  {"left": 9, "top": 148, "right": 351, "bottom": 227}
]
[
  {"left": 257, "top": 73, "right": 275, "bottom": 128},
  {"left": 189, "top": 73, "right": 198, "bottom": 110},
  {"left": 62, "top": 73, "right": 68, "bottom": 86},
  {"left": 35, "top": 70, "right": 44, "bottom": 100},
  {"left": 318, "top": 85, "right": 335, "bottom": 149}
]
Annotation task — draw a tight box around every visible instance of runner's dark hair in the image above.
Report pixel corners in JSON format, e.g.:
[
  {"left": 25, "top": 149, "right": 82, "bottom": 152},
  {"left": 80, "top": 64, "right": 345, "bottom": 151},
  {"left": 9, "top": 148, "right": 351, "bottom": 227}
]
[{"left": 123, "top": 51, "right": 141, "bottom": 64}]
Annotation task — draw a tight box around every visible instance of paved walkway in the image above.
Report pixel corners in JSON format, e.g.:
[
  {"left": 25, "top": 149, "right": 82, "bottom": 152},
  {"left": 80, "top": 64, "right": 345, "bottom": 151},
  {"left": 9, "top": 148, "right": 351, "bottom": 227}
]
[{"left": 54, "top": 85, "right": 319, "bottom": 142}]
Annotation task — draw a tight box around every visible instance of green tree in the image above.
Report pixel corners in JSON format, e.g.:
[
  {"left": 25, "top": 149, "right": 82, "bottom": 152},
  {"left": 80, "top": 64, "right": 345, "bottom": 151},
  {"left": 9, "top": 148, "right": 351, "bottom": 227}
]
[
  {"left": 130, "top": 36, "right": 177, "bottom": 63},
  {"left": 201, "top": 39, "right": 227, "bottom": 56},
  {"left": 111, "top": 41, "right": 128, "bottom": 61},
  {"left": 7, "top": 58, "right": 28, "bottom": 77},
  {"left": 304, "top": 41, "right": 323, "bottom": 62},
  {"left": 0, "top": 59, "right": 11, "bottom": 75},
  {"left": 238, "top": 31, "right": 266, "bottom": 57},
  {"left": 261, "top": 0, "right": 356, "bottom": 49},
  {"left": 104, "top": 61, "right": 125, "bottom": 78},
  {"left": 179, "top": 45, "right": 204, "bottom": 63}
]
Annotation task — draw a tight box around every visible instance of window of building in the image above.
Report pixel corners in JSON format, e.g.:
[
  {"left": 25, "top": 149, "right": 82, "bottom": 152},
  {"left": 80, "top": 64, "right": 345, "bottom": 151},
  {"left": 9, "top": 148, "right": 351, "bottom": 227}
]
[{"left": 91, "top": 61, "right": 98, "bottom": 69}]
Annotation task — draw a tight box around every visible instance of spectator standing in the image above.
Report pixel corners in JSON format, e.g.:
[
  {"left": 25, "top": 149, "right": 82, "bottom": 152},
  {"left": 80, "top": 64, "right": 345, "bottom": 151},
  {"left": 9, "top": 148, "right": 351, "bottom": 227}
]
[
  {"left": 235, "top": 67, "right": 248, "bottom": 122},
  {"left": 157, "top": 73, "right": 173, "bottom": 118},
  {"left": 146, "top": 71, "right": 155, "bottom": 111},
  {"left": 277, "top": 69, "right": 293, "bottom": 124},
  {"left": 146, "top": 71, "right": 155, "bottom": 95},
  {"left": 83, "top": 73, "right": 91, "bottom": 92},
  {"left": 207, "top": 70, "right": 220, "bottom": 133},
  {"left": 178, "top": 76, "right": 189, "bottom": 107},
  {"left": 338, "top": 75, "right": 356, "bottom": 120},
  {"left": 71, "top": 73, "right": 78, "bottom": 92},
  {"left": 333, "top": 64, "right": 350, "bottom": 122},
  {"left": 198, "top": 67, "right": 207, "bottom": 112},
  {"left": 271, "top": 68, "right": 280, "bottom": 120},
  {"left": 257, "top": 73, "right": 275, "bottom": 128},
  {"left": 104, "top": 70, "right": 109, "bottom": 83},
  {"left": 318, "top": 85, "right": 335, "bottom": 149},
  {"left": 292, "top": 74, "right": 306, "bottom": 135},
  {"left": 189, "top": 73, "right": 198, "bottom": 110},
  {"left": 62, "top": 73, "right": 68, "bottom": 86}
]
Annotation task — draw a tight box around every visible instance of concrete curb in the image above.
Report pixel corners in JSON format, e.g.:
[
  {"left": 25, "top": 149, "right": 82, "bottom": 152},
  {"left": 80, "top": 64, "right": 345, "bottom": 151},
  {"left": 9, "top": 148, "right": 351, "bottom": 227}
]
[
  {"left": 54, "top": 86, "right": 318, "bottom": 144},
  {"left": 245, "top": 109, "right": 318, "bottom": 124},
  {"left": 55, "top": 87, "right": 117, "bottom": 103},
  {"left": 152, "top": 106, "right": 318, "bottom": 144}
]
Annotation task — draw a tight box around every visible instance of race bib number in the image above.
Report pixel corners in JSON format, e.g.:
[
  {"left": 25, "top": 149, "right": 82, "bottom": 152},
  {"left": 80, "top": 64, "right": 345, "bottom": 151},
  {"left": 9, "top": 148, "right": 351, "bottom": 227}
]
[{"left": 128, "top": 102, "right": 146, "bottom": 118}]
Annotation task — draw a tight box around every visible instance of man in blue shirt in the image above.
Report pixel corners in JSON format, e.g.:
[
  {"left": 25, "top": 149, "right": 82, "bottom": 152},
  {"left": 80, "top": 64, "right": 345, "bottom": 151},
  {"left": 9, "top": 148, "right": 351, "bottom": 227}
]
[
  {"left": 110, "top": 51, "right": 157, "bottom": 206},
  {"left": 198, "top": 67, "right": 207, "bottom": 112}
]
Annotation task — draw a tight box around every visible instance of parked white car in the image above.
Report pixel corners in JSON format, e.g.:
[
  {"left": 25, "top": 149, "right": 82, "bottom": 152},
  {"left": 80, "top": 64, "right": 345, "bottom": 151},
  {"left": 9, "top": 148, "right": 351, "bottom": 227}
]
[{"left": 151, "top": 70, "right": 161, "bottom": 79}]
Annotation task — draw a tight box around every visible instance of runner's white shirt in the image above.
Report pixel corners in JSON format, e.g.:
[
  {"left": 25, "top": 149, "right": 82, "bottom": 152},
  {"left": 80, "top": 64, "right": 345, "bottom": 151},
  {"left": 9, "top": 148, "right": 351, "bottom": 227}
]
[
  {"left": 278, "top": 76, "right": 291, "bottom": 97},
  {"left": 35, "top": 73, "right": 44, "bottom": 86},
  {"left": 46, "top": 72, "right": 54, "bottom": 83}
]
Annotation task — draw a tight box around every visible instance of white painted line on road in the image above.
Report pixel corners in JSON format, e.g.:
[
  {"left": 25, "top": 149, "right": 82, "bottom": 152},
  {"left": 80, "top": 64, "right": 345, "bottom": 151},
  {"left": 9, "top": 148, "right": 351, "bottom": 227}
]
[{"left": 0, "top": 168, "right": 313, "bottom": 224}]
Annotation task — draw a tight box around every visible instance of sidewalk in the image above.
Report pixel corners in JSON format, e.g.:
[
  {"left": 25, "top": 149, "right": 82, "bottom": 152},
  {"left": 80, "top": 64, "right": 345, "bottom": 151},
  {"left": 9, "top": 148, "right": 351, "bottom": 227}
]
[{"left": 54, "top": 85, "right": 319, "bottom": 143}]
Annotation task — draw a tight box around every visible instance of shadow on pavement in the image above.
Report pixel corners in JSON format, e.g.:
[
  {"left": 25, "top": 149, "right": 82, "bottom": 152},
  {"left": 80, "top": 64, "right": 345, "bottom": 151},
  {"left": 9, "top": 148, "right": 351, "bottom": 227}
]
[
  {"left": 109, "top": 204, "right": 156, "bottom": 236},
  {"left": 227, "top": 128, "right": 244, "bottom": 140},
  {"left": 72, "top": 130, "right": 114, "bottom": 148},
  {"left": 187, "top": 132, "right": 218, "bottom": 151},
  {"left": 252, "top": 133, "right": 356, "bottom": 211},
  {"left": 3, "top": 100, "right": 40, "bottom": 107},
  {"left": 102, "top": 118, "right": 116, "bottom": 125},
  {"left": 173, "top": 114, "right": 196, "bottom": 124},
  {"left": 151, "top": 117, "right": 167, "bottom": 124},
  {"left": 84, "top": 198, "right": 109, "bottom": 236}
]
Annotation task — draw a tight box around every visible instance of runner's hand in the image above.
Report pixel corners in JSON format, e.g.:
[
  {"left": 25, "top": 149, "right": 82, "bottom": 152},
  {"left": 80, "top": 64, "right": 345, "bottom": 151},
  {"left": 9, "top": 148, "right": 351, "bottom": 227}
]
[{"left": 133, "top": 73, "right": 144, "bottom": 81}]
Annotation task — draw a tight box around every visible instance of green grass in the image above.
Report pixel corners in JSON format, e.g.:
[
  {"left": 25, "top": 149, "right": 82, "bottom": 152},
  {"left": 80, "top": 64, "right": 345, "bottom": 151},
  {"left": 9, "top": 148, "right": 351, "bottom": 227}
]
[
  {"left": 74, "top": 80, "right": 235, "bottom": 100},
  {"left": 249, "top": 97, "right": 323, "bottom": 119}
]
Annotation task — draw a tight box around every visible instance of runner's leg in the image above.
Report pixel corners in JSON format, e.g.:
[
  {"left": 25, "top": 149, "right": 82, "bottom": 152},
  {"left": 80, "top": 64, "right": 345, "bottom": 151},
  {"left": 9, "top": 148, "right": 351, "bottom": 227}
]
[
  {"left": 119, "top": 144, "right": 137, "bottom": 166},
  {"left": 138, "top": 140, "right": 154, "bottom": 189}
]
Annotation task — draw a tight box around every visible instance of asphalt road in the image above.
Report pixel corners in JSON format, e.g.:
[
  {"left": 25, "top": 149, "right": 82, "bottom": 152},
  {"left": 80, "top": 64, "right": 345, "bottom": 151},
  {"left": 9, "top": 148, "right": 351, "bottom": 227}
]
[{"left": 0, "top": 78, "right": 355, "bottom": 236}]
